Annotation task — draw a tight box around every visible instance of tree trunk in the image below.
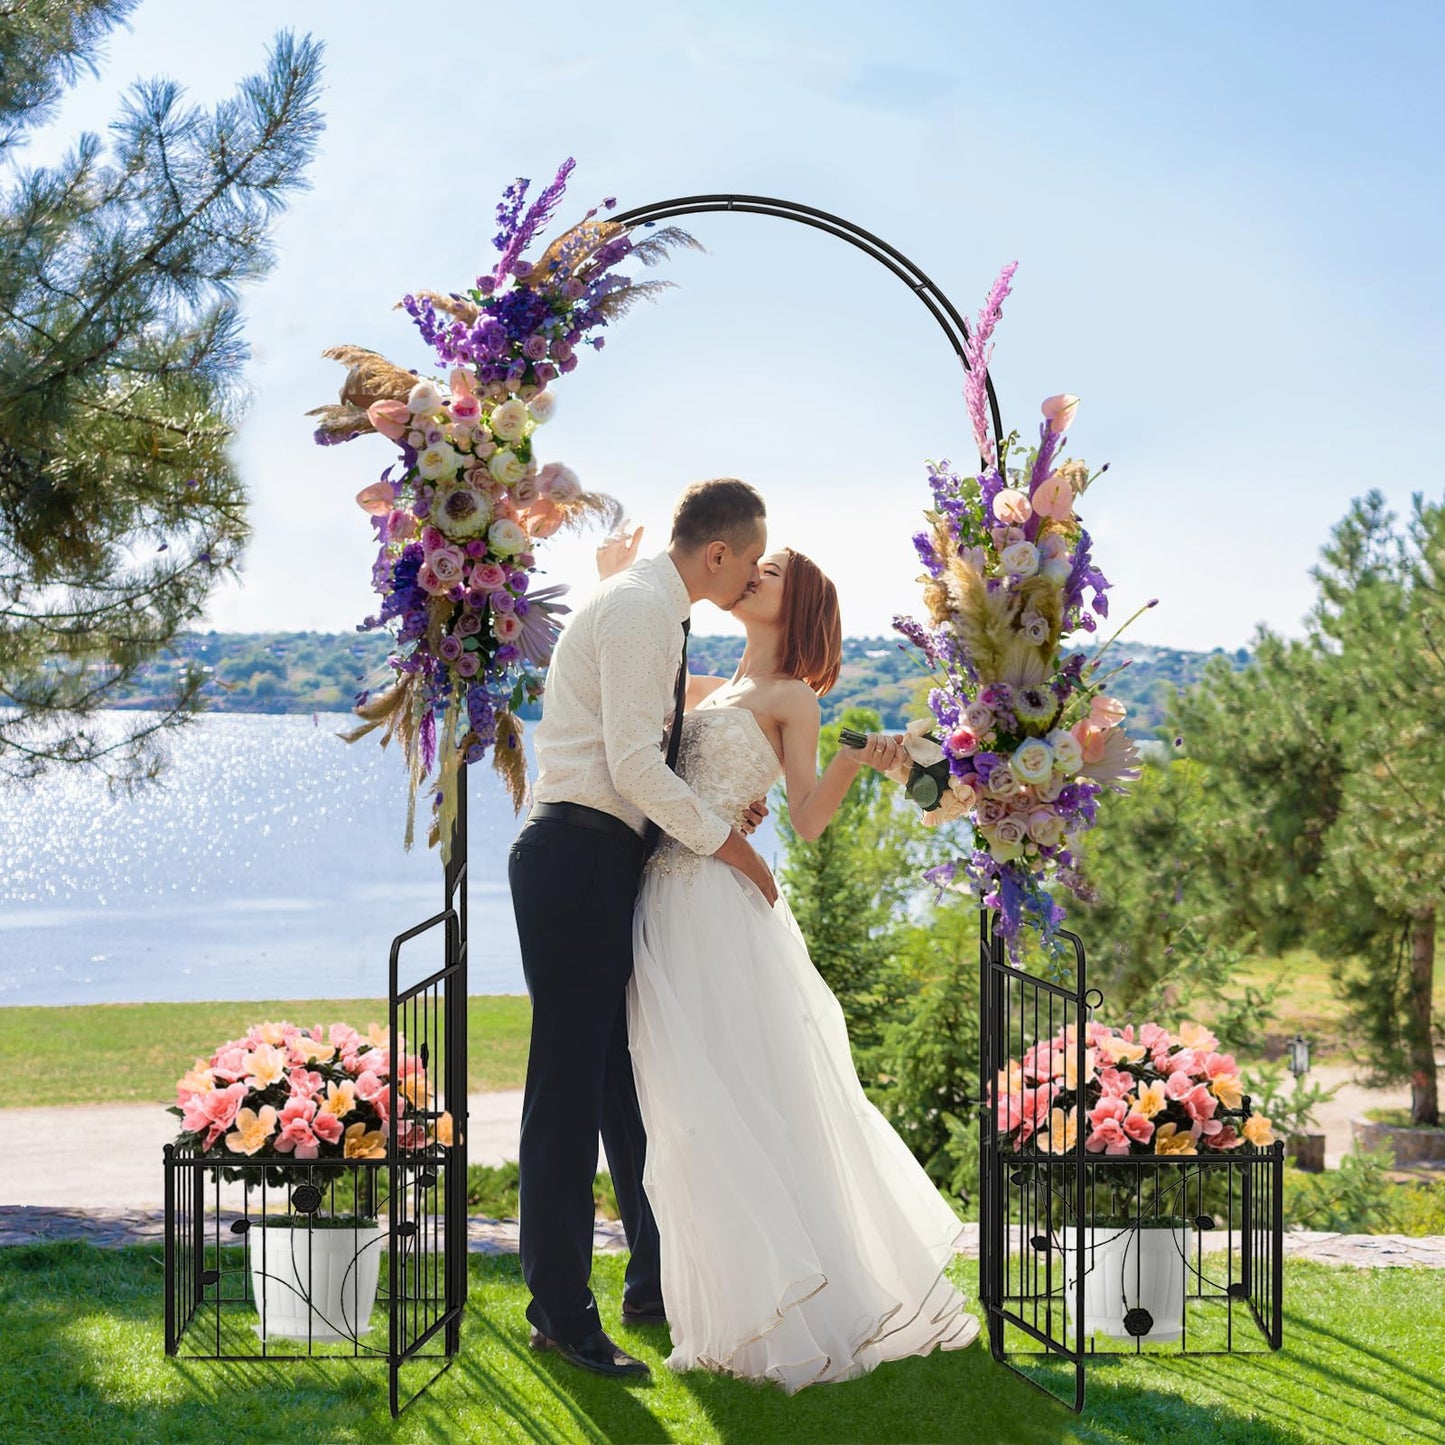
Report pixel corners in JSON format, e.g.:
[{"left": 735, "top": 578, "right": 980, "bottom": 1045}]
[{"left": 1408, "top": 910, "right": 1440, "bottom": 1128}]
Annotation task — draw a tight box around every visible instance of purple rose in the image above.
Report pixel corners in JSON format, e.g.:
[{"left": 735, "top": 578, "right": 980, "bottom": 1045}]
[
  {"left": 508, "top": 570, "right": 529, "bottom": 593},
  {"left": 439, "top": 636, "right": 463, "bottom": 663},
  {"left": 523, "top": 335, "right": 549, "bottom": 361},
  {"left": 491, "top": 590, "right": 515, "bottom": 613}
]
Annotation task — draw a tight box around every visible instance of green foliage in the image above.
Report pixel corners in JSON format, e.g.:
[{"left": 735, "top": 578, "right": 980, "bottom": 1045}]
[
  {"left": 777, "top": 706, "right": 916, "bottom": 1060},
  {"left": 1247, "top": 1062, "right": 1339, "bottom": 1138},
  {"left": 0, "top": 17, "right": 324, "bottom": 783},
  {"left": 1283, "top": 1145, "right": 1399, "bottom": 1234},
  {"left": 875, "top": 895, "right": 983, "bottom": 1211}
]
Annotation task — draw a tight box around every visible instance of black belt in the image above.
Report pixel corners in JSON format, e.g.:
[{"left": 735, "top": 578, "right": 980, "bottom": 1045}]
[{"left": 527, "top": 801, "right": 644, "bottom": 844}]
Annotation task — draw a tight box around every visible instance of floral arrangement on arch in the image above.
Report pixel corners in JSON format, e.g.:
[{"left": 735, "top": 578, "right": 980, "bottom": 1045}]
[
  {"left": 170, "top": 1019, "right": 450, "bottom": 1166},
  {"left": 307, "top": 159, "right": 698, "bottom": 856},
  {"left": 995, "top": 1018, "right": 1276, "bottom": 1161},
  {"left": 894, "top": 263, "right": 1149, "bottom": 955}
]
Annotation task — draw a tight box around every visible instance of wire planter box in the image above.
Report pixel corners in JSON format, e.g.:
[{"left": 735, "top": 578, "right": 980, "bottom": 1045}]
[
  {"left": 978, "top": 916, "right": 1284, "bottom": 1413},
  {"left": 164, "top": 783, "right": 471, "bottom": 1417}
]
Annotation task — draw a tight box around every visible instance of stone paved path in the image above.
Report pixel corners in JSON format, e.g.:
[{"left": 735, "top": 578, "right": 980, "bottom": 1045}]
[{"left": 2, "top": 1204, "right": 1440, "bottom": 1267}]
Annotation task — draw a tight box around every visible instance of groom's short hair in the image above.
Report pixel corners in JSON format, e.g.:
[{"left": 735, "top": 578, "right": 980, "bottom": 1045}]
[{"left": 670, "top": 478, "right": 766, "bottom": 552}]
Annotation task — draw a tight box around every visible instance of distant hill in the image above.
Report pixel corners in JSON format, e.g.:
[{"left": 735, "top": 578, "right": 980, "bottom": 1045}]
[{"left": 103, "top": 631, "right": 1248, "bottom": 734}]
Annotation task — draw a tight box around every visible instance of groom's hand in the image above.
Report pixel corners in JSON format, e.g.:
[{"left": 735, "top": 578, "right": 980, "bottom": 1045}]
[
  {"left": 740, "top": 798, "right": 768, "bottom": 836},
  {"left": 714, "top": 827, "right": 779, "bottom": 906}
]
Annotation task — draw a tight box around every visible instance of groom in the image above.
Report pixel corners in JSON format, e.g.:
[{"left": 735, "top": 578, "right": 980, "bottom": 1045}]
[{"left": 508, "top": 477, "right": 778, "bottom": 1380}]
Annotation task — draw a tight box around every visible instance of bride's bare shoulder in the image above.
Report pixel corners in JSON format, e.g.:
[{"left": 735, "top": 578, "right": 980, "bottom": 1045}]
[{"left": 765, "top": 677, "right": 821, "bottom": 723}]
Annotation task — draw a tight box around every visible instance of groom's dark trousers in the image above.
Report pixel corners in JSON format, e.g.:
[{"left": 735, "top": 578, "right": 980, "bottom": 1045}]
[{"left": 509, "top": 804, "right": 662, "bottom": 1345}]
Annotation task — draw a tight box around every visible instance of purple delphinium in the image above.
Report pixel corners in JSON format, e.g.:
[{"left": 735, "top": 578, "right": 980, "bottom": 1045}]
[
  {"left": 490, "top": 158, "right": 577, "bottom": 287},
  {"left": 912, "top": 530, "right": 943, "bottom": 577},
  {"left": 1063, "top": 527, "right": 1111, "bottom": 626}
]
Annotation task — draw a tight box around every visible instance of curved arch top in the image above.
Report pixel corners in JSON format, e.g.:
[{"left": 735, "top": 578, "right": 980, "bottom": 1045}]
[{"left": 612, "top": 193, "right": 1006, "bottom": 472}]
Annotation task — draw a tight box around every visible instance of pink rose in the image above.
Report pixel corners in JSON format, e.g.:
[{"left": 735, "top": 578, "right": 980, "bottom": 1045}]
[
  {"left": 963, "top": 702, "right": 993, "bottom": 735},
  {"left": 512, "top": 470, "right": 539, "bottom": 506},
  {"left": 427, "top": 545, "right": 465, "bottom": 586},
  {"left": 417, "top": 562, "right": 444, "bottom": 595},
  {"left": 1041, "top": 393, "right": 1080, "bottom": 434},
  {"left": 493, "top": 613, "right": 522, "bottom": 643},
  {"left": 992, "top": 487, "right": 1032, "bottom": 526},
  {"left": 947, "top": 726, "right": 980, "bottom": 757},
  {"left": 386, "top": 510, "right": 416, "bottom": 544},
  {"left": 471, "top": 562, "right": 507, "bottom": 592}
]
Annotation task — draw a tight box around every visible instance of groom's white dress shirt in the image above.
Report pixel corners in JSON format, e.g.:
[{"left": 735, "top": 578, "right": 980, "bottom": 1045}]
[{"left": 531, "top": 552, "right": 731, "bottom": 857}]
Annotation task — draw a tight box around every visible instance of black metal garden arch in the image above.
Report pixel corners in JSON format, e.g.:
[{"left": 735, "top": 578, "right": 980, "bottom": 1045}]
[{"left": 612, "top": 193, "right": 1007, "bottom": 471}]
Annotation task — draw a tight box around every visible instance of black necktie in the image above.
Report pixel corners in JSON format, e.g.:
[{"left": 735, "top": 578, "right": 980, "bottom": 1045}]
[{"left": 641, "top": 617, "right": 689, "bottom": 860}]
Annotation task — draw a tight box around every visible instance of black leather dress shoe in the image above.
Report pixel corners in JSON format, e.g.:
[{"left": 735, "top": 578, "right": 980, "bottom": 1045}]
[
  {"left": 621, "top": 1300, "right": 669, "bottom": 1328},
  {"left": 529, "top": 1326, "right": 652, "bottom": 1380}
]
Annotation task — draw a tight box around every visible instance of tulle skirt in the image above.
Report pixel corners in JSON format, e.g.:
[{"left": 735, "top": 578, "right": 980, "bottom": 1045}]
[{"left": 628, "top": 855, "right": 979, "bottom": 1392}]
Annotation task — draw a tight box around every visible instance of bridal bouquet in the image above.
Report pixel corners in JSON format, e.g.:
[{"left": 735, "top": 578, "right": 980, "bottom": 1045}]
[
  {"left": 308, "top": 159, "right": 697, "bottom": 855},
  {"left": 894, "top": 264, "right": 1145, "bottom": 956},
  {"left": 170, "top": 1019, "right": 451, "bottom": 1166},
  {"left": 994, "top": 1018, "right": 1276, "bottom": 1159}
]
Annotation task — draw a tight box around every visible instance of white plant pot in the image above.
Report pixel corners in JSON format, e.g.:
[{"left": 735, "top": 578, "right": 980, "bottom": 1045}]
[
  {"left": 250, "top": 1220, "right": 384, "bottom": 1342},
  {"left": 1061, "top": 1224, "right": 1189, "bottom": 1342}
]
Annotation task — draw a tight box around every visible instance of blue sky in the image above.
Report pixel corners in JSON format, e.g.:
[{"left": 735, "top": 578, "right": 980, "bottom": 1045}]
[{"left": 21, "top": 0, "right": 1445, "bottom": 650}]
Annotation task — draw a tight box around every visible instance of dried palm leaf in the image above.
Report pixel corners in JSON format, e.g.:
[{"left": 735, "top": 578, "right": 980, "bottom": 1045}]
[
  {"left": 493, "top": 710, "right": 528, "bottom": 812},
  {"left": 595, "top": 278, "right": 676, "bottom": 321},
  {"left": 627, "top": 225, "right": 705, "bottom": 267},
  {"left": 306, "top": 402, "right": 374, "bottom": 443},
  {"left": 321, "top": 346, "right": 419, "bottom": 410},
  {"left": 997, "top": 635, "right": 1049, "bottom": 690},
  {"left": 530, "top": 217, "right": 626, "bottom": 284},
  {"left": 947, "top": 560, "right": 1018, "bottom": 682},
  {"left": 554, "top": 489, "right": 624, "bottom": 535}
]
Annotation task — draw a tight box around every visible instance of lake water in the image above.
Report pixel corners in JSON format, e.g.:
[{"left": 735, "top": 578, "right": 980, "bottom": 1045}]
[{"left": 0, "top": 712, "right": 780, "bottom": 1006}]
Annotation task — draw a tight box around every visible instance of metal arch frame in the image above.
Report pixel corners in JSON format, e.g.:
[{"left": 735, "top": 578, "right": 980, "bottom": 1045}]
[{"left": 611, "top": 193, "right": 1007, "bottom": 471}]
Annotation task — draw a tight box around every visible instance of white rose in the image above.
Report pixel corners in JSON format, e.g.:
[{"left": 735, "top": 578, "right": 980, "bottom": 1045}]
[
  {"left": 1027, "top": 808, "right": 1066, "bottom": 848},
  {"left": 1008, "top": 739, "right": 1055, "bottom": 786},
  {"left": 528, "top": 391, "right": 556, "bottom": 424},
  {"left": 1047, "top": 728, "right": 1083, "bottom": 775},
  {"left": 488, "top": 518, "right": 527, "bottom": 555},
  {"left": 903, "top": 717, "right": 945, "bottom": 767},
  {"left": 489, "top": 398, "right": 530, "bottom": 442},
  {"left": 407, "top": 380, "right": 444, "bottom": 416},
  {"left": 546, "top": 463, "right": 581, "bottom": 502},
  {"left": 987, "top": 765, "right": 1023, "bottom": 799},
  {"left": 1033, "top": 772, "right": 1065, "bottom": 803},
  {"left": 416, "top": 441, "right": 461, "bottom": 481},
  {"left": 948, "top": 775, "right": 979, "bottom": 812},
  {"left": 988, "top": 815, "right": 1027, "bottom": 861},
  {"left": 488, "top": 448, "right": 527, "bottom": 486},
  {"left": 999, "top": 541, "right": 1040, "bottom": 579}
]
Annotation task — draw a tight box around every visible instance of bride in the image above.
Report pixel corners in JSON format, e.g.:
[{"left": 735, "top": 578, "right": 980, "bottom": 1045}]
[{"left": 599, "top": 531, "right": 980, "bottom": 1392}]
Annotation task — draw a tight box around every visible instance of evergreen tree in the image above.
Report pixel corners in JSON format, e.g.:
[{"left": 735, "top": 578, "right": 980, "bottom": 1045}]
[
  {"left": 777, "top": 706, "right": 919, "bottom": 1065},
  {"left": 1173, "top": 492, "right": 1441, "bottom": 1126},
  {"left": 0, "top": 8, "right": 323, "bottom": 783}
]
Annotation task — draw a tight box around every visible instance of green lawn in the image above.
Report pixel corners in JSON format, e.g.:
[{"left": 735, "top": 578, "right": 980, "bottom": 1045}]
[
  {"left": 0, "top": 995, "right": 532, "bottom": 1108},
  {"left": 0, "top": 1245, "right": 1439, "bottom": 1444}
]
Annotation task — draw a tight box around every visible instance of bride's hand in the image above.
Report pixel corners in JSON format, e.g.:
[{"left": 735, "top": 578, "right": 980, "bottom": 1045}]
[
  {"left": 844, "top": 732, "right": 907, "bottom": 778},
  {"left": 596, "top": 523, "right": 644, "bottom": 580}
]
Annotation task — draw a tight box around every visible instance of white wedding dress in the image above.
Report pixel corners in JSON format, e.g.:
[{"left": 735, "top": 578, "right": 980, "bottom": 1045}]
[{"left": 628, "top": 705, "right": 979, "bottom": 1392}]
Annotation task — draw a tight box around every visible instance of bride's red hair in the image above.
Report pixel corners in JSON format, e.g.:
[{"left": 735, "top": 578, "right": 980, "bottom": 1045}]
[{"left": 778, "top": 548, "right": 842, "bottom": 696}]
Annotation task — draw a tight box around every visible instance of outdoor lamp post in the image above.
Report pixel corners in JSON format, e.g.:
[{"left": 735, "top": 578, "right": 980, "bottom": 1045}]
[{"left": 1287, "top": 1034, "right": 1310, "bottom": 1079}]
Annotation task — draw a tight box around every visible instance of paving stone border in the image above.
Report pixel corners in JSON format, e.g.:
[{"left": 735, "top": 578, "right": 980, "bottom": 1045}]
[{"left": 1, "top": 1205, "right": 1441, "bottom": 1268}]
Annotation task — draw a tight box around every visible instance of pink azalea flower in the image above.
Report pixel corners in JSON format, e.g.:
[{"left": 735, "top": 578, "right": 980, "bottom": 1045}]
[
  {"left": 329, "top": 1023, "right": 361, "bottom": 1055},
  {"left": 274, "top": 1098, "right": 320, "bottom": 1158},
  {"left": 1086, "top": 1095, "right": 1128, "bottom": 1132},
  {"left": 1097, "top": 1066, "right": 1133, "bottom": 1098},
  {"left": 1123, "top": 1110, "right": 1155, "bottom": 1145},
  {"left": 1139, "top": 1023, "right": 1171, "bottom": 1052},
  {"left": 181, "top": 1081, "right": 249, "bottom": 1149},
  {"left": 313, "top": 1113, "right": 344, "bottom": 1146},
  {"left": 1085, "top": 1117, "right": 1131, "bottom": 1155},
  {"left": 1202, "top": 1051, "right": 1238, "bottom": 1079},
  {"left": 286, "top": 1067, "right": 325, "bottom": 1101},
  {"left": 1210, "top": 1125, "right": 1243, "bottom": 1151},
  {"left": 210, "top": 1045, "right": 250, "bottom": 1083},
  {"left": 1164, "top": 1049, "right": 1200, "bottom": 1078},
  {"left": 1165, "top": 1071, "right": 1196, "bottom": 1102}
]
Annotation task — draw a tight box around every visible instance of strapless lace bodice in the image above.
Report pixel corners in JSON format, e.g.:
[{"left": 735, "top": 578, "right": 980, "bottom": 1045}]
[{"left": 650, "top": 708, "right": 781, "bottom": 878}]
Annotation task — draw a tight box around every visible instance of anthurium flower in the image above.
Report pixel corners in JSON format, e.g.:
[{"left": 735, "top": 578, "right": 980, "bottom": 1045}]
[
  {"left": 224, "top": 1105, "right": 278, "bottom": 1156},
  {"left": 1041, "top": 393, "right": 1080, "bottom": 433}
]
